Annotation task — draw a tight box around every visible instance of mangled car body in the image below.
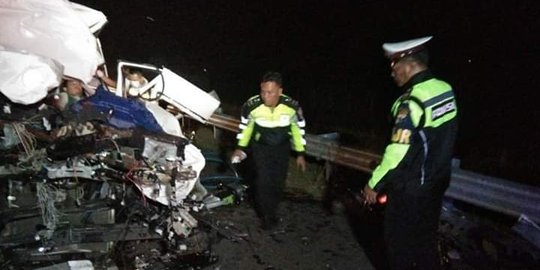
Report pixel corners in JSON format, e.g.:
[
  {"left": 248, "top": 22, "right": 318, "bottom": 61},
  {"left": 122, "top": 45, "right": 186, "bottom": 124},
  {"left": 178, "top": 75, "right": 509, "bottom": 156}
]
[{"left": 0, "top": 0, "right": 226, "bottom": 268}]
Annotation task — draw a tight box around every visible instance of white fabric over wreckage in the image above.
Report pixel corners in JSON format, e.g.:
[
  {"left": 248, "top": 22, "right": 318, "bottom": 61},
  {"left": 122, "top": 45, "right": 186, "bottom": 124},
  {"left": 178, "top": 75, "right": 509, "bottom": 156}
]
[
  {"left": 0, "top": 50, "right": 63, "bottom": 104},
  {"left": 0, "top": 0, "right": 106, "bottom": 104}
]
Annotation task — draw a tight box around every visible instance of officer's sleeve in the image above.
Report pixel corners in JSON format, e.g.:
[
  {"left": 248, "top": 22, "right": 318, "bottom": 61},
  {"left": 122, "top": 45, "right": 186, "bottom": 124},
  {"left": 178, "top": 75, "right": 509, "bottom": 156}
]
[
  {"left": 236, "top": 103, "right": 255, "bottom": 149},
  {"left": 367, "top": 100, "right": 422, "bottom": 191},
  {"left": 290, "top": 106, "right": 307, "bottom": 154}
]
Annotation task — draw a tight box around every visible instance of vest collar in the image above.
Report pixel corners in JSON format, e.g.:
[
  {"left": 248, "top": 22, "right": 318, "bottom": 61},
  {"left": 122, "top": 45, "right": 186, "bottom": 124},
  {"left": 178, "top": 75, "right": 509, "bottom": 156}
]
[{"left": 402, "top": 69, "right": 434, "bottom": 92}]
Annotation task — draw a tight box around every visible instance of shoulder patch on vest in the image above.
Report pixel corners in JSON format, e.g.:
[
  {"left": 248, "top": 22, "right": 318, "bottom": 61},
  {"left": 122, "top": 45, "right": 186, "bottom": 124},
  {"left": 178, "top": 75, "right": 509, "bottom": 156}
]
[
  {"left": 244, "top": 95, "right": 263, "bottom": 111},
  {"left": 280, "top": 95, "right": 299, "bottom": 109}
]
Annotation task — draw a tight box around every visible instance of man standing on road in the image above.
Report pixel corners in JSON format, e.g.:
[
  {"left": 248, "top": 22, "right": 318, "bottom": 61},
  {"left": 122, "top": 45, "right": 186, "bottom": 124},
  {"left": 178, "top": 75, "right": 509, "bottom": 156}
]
[
  {"left": 231, "top": 71, "right": 307, "bottom": 230},
  {"left": 363, "top": 36, "right": 458, "bottom": 269}
]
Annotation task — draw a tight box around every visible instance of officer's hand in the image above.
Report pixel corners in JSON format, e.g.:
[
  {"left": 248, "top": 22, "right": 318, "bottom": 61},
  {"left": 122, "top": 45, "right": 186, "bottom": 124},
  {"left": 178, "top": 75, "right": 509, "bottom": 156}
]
[
  {"left": 296, "top": 155, "right": 306, "bottom": 172},
  {"left": 362, "top": 184, "right": 378, "bottom": 205}
]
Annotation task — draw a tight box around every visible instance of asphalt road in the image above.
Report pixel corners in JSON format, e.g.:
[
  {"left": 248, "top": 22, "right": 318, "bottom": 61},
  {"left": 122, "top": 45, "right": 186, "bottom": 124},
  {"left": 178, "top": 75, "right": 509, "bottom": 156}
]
[{"left": 202, "top": 199, "right": 376, "bottom": 270}]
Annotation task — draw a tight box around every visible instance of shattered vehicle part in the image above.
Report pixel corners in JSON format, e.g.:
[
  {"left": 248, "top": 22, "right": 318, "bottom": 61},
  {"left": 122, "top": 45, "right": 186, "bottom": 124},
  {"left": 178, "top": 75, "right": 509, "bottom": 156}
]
[
  {"left": 0, "top": 0, "right": 235, "bottom": 268},
  {"left": 114, "top": 61, "right": 220, "bottom": 123},
  {"left": 0, "top": 132, "right": 217, "bottom": 268}
]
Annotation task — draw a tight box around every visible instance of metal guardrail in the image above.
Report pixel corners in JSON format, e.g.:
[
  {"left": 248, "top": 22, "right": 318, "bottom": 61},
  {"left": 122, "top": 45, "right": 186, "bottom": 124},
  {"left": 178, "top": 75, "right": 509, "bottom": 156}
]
[
  {"left": 447, "top": 168, "right": 540, "bottom": 223},
  {"left": 304, "top": 134, "right": 380, "bottom": 173},
  {"left": 208, "top": 113, "right": 381, "bottom": 172},
  {"left": 207, "top": 112, "right": 540, "bottom": 223}
]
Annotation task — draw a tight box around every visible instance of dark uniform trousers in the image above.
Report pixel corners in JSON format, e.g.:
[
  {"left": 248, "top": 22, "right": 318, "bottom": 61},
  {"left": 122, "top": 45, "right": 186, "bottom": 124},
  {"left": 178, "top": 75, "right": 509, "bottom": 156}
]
[
  {"left": 251, "top": 141, "right": 291, "bottom": 223},
  {"left": 384, "top": 185, "right": 445, "bottom": 270}
]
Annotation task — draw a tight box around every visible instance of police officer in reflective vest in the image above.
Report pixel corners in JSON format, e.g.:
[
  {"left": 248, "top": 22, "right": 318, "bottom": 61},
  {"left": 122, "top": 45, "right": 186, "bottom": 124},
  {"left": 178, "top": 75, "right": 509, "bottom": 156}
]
[
  {"left": 363, "top": 36, "right": 458, "bottom": 269},
  {"left": 231, "top": 71, "right": 307, "bottom": 229}
]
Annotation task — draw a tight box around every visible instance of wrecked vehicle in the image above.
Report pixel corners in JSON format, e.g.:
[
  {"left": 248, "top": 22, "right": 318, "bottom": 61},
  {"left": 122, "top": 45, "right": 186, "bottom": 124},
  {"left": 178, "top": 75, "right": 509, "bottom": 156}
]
[{"left": 0, "top": 0, "right": 238, "bottom": 268}]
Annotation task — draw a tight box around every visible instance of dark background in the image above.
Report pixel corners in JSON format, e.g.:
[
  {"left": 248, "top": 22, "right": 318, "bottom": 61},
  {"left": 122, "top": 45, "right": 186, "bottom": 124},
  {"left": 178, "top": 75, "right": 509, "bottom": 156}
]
[{"left": 77, "top": 0, "right": 539, "bottom": 186}]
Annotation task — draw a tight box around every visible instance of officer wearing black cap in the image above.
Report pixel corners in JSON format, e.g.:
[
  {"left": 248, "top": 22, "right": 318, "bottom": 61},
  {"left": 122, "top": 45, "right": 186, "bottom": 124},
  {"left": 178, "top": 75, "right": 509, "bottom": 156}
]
[{"left": 363, "top": 36, "right": 458, "bottom": 269}]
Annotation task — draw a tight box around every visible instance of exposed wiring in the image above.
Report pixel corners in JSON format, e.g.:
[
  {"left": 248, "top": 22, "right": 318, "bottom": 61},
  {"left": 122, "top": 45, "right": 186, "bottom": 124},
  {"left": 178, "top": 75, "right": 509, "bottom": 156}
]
[
  {"left": 109, "top": 137, "right": 121, "bottom": 153},
  {"left": 12, "top": 123, "right": 37, "bottom": 155},
  {"left": 36, "top": 182, "right": 62, "bottom": 237}
]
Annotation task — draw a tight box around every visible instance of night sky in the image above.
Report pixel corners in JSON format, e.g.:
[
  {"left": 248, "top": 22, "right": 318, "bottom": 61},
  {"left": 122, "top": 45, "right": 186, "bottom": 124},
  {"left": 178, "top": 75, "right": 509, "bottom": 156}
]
[{"left": 76, "top": 0, "right": 540, "bottom": 186}]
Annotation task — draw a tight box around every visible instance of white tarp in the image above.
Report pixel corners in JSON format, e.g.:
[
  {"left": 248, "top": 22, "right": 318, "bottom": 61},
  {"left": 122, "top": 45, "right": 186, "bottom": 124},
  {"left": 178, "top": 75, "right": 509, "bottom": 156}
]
[
  {"left": 70, "top": 2, "right": 108, "bottom": 35},
  {"left": 145, "top": 102, "right": 183, "bottom": 137},
  {"left": 0, "top": 50, "right": 63, "bottom": 104},
  {"left": 0, "top": 0, "right": 106, "bottom": 84}
]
